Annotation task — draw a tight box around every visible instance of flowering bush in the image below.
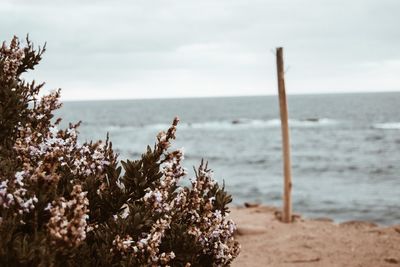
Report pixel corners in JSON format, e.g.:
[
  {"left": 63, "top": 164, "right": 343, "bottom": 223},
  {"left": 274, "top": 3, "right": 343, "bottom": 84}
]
[{"left": 0, "top": 36, "right": 240, "bottom": 266}]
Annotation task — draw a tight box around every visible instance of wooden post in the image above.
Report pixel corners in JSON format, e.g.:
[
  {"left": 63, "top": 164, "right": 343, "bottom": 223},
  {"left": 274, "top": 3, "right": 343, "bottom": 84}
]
[{"left": 276, "top": 47, "right": 292, "bottom": 223}]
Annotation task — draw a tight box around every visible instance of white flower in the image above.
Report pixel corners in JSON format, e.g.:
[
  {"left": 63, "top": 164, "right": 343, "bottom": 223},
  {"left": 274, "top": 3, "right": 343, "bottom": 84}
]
[{"left": 15, "top": 171, "right": 25, "bottom": 186}]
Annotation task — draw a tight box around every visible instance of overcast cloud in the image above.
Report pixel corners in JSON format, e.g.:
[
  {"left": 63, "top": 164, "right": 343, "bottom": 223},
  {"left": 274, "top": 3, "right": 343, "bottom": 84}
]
[{"left": 1, "top": 0, "right": 399, "bottom": 100}]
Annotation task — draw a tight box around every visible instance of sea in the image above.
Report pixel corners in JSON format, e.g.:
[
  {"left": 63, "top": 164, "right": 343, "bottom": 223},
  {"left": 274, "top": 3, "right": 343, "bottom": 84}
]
[{"left": 56, "top": 92, "right": 400, "bottom": 225}]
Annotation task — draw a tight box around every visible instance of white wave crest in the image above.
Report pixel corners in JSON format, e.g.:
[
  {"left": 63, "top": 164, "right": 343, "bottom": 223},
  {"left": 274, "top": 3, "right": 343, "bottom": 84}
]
[
  {"left": 373, "top": 122, "right": 400, "bottom": 130},
  {"left": 146, "top": 118, "right": 339, "bottom": 130}
]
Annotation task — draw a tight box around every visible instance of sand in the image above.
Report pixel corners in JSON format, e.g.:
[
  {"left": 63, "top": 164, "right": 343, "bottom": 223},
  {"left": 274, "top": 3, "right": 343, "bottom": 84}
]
[{"left": 230, "top": 206, "right": 400, "bottom": 267}]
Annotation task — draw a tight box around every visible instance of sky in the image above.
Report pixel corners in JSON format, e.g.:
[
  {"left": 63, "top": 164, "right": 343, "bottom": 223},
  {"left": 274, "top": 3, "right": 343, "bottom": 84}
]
[{"left": 1, "top": 0, "right": 400, "bottom": 100}]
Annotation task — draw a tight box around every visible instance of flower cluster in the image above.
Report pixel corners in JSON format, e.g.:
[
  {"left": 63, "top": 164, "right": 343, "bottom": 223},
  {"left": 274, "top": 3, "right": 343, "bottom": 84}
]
[
  {"left": 1, "top": 36, "right": 24, "bottom": 82},
  {"left": 0, "top": 170, "right": 38, "bottom": 222},
  {"left": 47, "top": 184, "right": 89, "bottom": 247},
  {"left": 14, "top": 110, "right": 111, "bottom": 186},
  {"left": 0, "top": 36, "right": 239, "bottom": 267},
  {"left": 181, "top": 165, "right": 240, "bottom": 265},
  {"left": 125, "top": 215, "right": 176, "bottom": 265}
]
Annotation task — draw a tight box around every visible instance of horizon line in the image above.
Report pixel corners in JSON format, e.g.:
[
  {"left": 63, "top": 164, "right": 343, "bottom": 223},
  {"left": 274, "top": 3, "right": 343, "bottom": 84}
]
[{"left": 60, "top": 90, "right": 400, "bottom": 102}]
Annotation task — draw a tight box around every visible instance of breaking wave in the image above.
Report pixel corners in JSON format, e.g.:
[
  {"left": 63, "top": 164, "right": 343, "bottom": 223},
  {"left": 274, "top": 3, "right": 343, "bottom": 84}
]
[
  {"left": 144, "top": 118, "right": 339, "bottom": 130},
  {"left": 373, "top": 122, "right": 400, "bottom": 130}
]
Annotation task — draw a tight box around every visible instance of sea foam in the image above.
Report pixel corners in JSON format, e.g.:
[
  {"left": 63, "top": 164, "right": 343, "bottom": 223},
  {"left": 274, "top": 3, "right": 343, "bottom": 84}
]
[{"left": 373, "top": 122, "right": 400, "bottom": 130}]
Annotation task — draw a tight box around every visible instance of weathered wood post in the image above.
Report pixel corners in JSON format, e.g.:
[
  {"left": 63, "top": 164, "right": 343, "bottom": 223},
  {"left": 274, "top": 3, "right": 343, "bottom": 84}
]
[{"left": 276, "top": 47, "right": 292, "bottom": 223}]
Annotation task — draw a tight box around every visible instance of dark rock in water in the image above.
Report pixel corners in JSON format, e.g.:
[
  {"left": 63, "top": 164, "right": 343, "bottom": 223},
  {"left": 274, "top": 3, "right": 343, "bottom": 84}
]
[
  {"left": 304, "top": 118, "right": 319, "bottom": 122},
  {"left": 365, "top": 135, "right": 384, "bottom": 141},
  {"left": 232, "top": 119, "right": 241, "bottom": 124}
]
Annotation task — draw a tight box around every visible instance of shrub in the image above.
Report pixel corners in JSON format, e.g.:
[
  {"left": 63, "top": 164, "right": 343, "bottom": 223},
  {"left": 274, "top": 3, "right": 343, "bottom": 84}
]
[{"left": 0, "top": 36, "right": 240, "bottom": 267}]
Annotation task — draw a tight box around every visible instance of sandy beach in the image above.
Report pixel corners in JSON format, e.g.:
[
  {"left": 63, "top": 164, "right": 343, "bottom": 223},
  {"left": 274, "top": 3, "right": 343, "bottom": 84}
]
[{"left": 230, "top": 206, "right": 400, "bottom": 267}]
